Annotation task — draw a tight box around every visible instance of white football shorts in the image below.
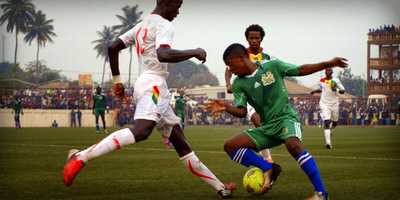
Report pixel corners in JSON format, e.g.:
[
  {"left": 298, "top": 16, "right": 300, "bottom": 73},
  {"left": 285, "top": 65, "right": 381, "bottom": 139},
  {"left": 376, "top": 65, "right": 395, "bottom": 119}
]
[
  {"left": 134, "top": 73, "right": 181, "bottom": 138},
  {"left": 320, "top": 104, "right": 339, "bottom": 122}
]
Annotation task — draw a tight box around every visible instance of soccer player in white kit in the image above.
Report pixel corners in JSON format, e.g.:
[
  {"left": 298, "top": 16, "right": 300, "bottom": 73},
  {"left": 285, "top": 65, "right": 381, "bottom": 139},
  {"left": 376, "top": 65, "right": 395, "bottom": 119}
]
[
  {"left": 62, "top": 0, "right": 235, "bottom": 198},
  {"left": 310, "top": 68, "right": 345, "bottom": 149}
]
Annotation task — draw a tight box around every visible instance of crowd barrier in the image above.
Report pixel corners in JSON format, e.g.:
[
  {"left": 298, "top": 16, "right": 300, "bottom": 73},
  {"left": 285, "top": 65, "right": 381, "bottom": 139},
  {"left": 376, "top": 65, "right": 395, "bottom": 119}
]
[{"left": 0, "top": 109, "right": 116, "bottom": 128}]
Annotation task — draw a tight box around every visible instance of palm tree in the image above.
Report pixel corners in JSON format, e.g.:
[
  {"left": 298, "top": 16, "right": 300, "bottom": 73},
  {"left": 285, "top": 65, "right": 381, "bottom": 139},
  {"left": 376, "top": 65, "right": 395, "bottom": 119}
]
[
  {"left": 92, "top": 26, "right": 118, "bottom": 87},
  {"left": 24, "top": 10, "right": 56, "bottom": 84},
  {"left": 0, "top": 0, "right": 35, "bottom": 65},
  {"left": 113, "top": 5, "right": 142, "bottom": 88}
]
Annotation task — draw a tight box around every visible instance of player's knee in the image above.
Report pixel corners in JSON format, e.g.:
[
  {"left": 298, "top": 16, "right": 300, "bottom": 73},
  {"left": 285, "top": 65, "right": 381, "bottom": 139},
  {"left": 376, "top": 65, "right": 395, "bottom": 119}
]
[
  {"left": 223, "top": 140, "right": 237, "bottom": 155},
  {"left": 130, "top": 127, "right": 152, "bottom": 142},
  {"left": 285, "top": 137, "right": 304, "bottom": 158}
]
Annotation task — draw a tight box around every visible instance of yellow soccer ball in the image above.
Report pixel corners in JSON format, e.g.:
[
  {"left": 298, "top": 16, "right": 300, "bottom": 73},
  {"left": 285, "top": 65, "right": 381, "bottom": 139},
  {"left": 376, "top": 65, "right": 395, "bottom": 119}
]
[{"left": 243, "top": 167, "right": 264, "bottom": 195}]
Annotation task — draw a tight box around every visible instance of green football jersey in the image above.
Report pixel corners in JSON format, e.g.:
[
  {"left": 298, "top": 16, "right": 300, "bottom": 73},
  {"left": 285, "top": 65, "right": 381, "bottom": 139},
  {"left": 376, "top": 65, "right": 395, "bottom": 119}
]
[
  {"left": 232, "top": 59, "right": 301, "bottom": 126},
  {"left": 14, "top": 100, "right": 22, "bottom": 113},
  {"left": 175, "top": 98, "right": 187, "bottom": 112},
  {"left": 93, "top": 93, "right": 106, "bottom": 110}
]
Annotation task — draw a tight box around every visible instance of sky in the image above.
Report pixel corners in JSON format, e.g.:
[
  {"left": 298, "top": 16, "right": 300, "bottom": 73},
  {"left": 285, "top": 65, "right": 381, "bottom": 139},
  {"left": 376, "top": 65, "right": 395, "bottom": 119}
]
[{"left": 1, "top": 0, "right": 400, "bottom": 87}]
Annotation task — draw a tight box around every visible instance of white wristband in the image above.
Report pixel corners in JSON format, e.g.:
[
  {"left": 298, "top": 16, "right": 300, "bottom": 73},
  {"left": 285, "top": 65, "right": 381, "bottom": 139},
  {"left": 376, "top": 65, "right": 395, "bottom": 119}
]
[{"left": 113, "top": 75, "right": 121, "bottom": 84}]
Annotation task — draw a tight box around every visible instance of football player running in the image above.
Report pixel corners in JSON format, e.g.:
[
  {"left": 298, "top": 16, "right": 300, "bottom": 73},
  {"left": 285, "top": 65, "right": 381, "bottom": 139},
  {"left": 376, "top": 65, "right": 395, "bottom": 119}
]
[
  {"left": 62, "top": 0, "right": 234, "bottom": 198},
  {"left": 310, "top": 68, "right": 345, "bottom": 149}
]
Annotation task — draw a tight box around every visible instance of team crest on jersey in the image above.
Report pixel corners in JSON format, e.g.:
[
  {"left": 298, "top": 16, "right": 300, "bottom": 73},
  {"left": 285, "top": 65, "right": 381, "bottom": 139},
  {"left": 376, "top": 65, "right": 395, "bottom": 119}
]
[{"left": 261, "top": 72, "right": 275, "bottom": 86}]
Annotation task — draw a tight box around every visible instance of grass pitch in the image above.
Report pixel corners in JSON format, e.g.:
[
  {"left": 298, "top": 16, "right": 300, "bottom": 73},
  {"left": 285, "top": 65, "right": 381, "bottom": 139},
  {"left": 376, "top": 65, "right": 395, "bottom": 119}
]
[{"left": 0, "top": 126, "right": 399, "bottom": 200}]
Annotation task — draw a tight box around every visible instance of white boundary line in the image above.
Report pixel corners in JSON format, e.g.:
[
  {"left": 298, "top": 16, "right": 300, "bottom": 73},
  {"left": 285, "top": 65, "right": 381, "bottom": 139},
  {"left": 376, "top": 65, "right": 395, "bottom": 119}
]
[{"left": 2, "top": 143, "right": 400, "bottom": 161}]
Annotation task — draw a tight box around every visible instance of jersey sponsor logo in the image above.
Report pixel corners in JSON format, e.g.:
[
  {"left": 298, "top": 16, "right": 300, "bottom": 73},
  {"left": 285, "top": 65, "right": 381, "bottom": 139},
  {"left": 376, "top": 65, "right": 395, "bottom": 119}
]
[
  {"left": 261, "top": 71, "right": 275, "bottom": 86},
  {"left": 254, "top": 82, "right": 261, "bottom": 88}
]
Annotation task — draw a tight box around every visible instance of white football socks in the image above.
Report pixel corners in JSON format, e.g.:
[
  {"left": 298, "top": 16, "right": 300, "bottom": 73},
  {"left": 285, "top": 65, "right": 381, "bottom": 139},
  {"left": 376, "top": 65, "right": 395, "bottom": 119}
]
[
  {"left": 324, "top": 129, "right": 331, "bottom": 145},
  {"left": 77, "top": 128, "right": 135, "bottom": 163},
  {"left": 180, "top": 152, "right": 225, "bottom": 192},
  {"left": 259, "top": 148, "right": 272, "bottom": 160}
]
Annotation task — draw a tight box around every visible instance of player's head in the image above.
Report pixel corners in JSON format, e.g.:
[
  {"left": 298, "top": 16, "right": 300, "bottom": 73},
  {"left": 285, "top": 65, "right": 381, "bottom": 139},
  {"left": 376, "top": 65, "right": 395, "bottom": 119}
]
[
  {"left": 245, "top": 24, "right": 265, "bottom": 51},
  {"left": 96, "top": 86, "right": 101, "bottom": 94},
  {"left": 325, "top": 68, "right": 333, "bottom": 78},
  {"left": 223, "top": 43, "right": 250, "bottom": 76},
  {"left": 156, "top": 0, "right": 183, "bottom": 22}
]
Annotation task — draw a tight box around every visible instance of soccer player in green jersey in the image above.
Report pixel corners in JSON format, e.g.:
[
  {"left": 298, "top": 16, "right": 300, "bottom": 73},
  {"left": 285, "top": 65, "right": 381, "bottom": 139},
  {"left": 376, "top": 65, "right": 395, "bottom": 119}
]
[
  {"left": 207, "top": 43, "right": 348, "bottom": 200},
  {"left": 93, "top": 86, "right": 108, "bottom": 134},
  {"left": 225, "top": 24, "right": 275, "bottom": 163},
  {"left": 175, "top": 92, "right": 187, "bottom": 130},
  {"left": 11, "top": 96, "right": 23, "bottom": 129}
]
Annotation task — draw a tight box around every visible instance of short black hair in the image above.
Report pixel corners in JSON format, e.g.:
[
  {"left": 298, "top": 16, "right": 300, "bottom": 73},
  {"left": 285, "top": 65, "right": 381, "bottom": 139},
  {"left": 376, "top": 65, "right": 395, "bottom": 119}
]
[
  {"left": 223, "top": 43, "right": 248, "bottom": 61},
  {"left": 245, "top": 24, "right": 265, "bottom": 39}
]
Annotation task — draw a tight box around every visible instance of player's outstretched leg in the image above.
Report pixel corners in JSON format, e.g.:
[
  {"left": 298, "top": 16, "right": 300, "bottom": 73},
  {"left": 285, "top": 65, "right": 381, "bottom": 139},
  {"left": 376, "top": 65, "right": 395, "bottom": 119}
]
[
  {"left": 169, "top": 125, "right": 235, "bottom": 198},
  {"left": 180, "top": 152, "right": 235, "bottom": 198},
  {"left": 62, "top": 128, "right": 135, "bottom": 186}
]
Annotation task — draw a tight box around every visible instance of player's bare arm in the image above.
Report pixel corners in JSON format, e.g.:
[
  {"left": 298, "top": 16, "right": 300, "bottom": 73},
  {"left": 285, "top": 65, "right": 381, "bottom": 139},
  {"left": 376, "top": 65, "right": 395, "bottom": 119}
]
[
  {"left": 225, "top": 68, "right": 233, "bottom": 94},
  {"left": 157, "top": 46, "right": 206, "bottom": 63},
  {"left": 206, "top": 99, "right": 247, "bottom": 118},
  {"left": 108, "top": 39, "right": 128, "bottom": 101},
  {"left": 310, "top": 89, "right": 321, "bottom": 95},
  {"left": 299, "top": 57, "right": 348, "bottom": 76}
]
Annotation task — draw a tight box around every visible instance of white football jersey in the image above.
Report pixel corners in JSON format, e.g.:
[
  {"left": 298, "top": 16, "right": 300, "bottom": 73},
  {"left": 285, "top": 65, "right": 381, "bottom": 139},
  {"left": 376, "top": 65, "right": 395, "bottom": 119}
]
[
  {"left": 119, "top": 14, "right": 174, "bottom": 77},
  {"left": 318, "top": 77, "right": 345, "bottom": 107}
]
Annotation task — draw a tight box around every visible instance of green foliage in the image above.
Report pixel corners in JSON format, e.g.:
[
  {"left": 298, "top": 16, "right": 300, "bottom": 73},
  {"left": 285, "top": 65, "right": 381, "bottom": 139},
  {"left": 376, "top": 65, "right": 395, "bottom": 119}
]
[
  {"left": 0, "top": 0, "right": 36, "bottom": 64},
  {"left": 0, "top": 127, "right": 399, "bottom": 200},
  {"left": 92, "top": 26, "right": 118, "bottom": 60},
  {"left": 167, "top": 60, "right": 219, "bottom": 88},
  {"left": 23, "top": 10, "right": 56, "bottom": 46},
  {"left": 92, "top": 26, "right": 118, "bottom": 86},
  {"left": 338, "top": 68, "right": 367, "bottom": 97},
  {"left": 0, "top": 0, "right": 35, "bottom": 33},
  {"left": 21, "top": 60, "right": 65, "bottom": 83},
  {"left": 113, "top": 5, "right": 143, "bottom": 35},
  {"left": 112, "top": 4, "right": 143, "bottom": 88},
  {"left": 24, "top": 9, "right": 56, "bottom": 84}
]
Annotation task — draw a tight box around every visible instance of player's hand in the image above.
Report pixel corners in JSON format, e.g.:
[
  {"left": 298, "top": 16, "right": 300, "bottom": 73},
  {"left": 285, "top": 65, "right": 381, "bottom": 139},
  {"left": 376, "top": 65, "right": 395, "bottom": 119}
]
[
  {"left": 195, "top": 48, "right": 207, "bottom": 64},
  {"left": 331, "top": 57, "right": 348, "bottom": 68},
  {"left": 226, "top": 84, "right": 233, "bottom": 94},
  {"left": 205, "top": 99, "right": 227, "bottom": 115},
  {"left": 114, "top": 83, "right": 126, "bottom": 102}
]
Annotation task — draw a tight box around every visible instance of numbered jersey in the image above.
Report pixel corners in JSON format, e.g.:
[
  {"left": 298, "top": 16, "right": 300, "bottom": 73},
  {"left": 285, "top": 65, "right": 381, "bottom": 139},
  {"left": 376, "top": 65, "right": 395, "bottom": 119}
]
[{"left": 119, "top": 14, "right": 174, "bottom": 77}]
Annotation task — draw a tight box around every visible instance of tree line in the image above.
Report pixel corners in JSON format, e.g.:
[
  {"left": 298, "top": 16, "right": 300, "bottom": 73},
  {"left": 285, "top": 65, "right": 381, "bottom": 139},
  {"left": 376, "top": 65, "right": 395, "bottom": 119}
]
[{"left": 1, "top": 1, "right": 219, "bottom": 88}]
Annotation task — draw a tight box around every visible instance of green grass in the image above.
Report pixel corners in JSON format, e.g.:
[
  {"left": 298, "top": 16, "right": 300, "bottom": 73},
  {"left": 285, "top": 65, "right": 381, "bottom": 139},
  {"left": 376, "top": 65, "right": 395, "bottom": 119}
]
[{"left": 0, "top": 126, "right": 399, "bottom": 200}]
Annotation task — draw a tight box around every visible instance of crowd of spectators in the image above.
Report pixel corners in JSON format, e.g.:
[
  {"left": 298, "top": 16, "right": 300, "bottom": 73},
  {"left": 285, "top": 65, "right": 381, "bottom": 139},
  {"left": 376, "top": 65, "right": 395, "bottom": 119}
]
[
  {"left": 1, "top": 88, "right": 399, "bottom": 127},
  {"left": 369, "top": 24, "right": 400, "bottom": 34}
]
